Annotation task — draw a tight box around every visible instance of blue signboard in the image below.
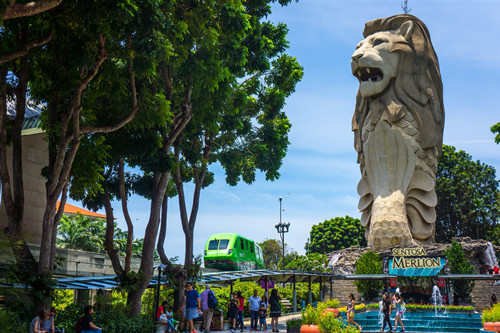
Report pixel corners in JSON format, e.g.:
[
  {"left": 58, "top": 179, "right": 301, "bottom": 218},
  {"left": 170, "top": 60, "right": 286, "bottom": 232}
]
[{"left": 389, "top": 257, "right": 445, "bottom": 277}]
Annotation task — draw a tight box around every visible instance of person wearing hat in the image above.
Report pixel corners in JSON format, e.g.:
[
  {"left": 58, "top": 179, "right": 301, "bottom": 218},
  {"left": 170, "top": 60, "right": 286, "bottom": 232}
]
[{"left": 200, "top": 284, "right": 215, "bottom": 333}]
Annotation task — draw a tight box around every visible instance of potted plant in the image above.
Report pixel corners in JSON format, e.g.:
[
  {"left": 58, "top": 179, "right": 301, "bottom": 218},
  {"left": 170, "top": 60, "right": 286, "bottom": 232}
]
[
  {"left": 483, "top": 303, "right": 500, "bottom": 332},
  {"left": 286, "top": 318, "right": 302, "bottom": 333},
  {"left": 324, "top": 299, "right": 340, "bottom": 317},
  {"left": 300, "top": 304, "right": 324, "bottom": 333}
]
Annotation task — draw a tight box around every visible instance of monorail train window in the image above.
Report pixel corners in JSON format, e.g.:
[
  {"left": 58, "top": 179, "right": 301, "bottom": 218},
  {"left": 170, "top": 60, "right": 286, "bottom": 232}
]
[
  {"left": 219, "top": 239, "right": 229, "bottom": 250},
  {"left": 208, "top": 240, "right": 219, "bottom": 250},
  {"left": 250, "top": 243, "right": 254, "bottom": 253},
  {"left": 240, "top": 239, "right": 244, "bottom": 250}
]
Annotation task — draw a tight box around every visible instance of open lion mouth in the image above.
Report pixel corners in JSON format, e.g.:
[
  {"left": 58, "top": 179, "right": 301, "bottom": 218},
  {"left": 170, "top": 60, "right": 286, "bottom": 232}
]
[{"left": 355, "top": 67, "right": 383, "bottom": 83}]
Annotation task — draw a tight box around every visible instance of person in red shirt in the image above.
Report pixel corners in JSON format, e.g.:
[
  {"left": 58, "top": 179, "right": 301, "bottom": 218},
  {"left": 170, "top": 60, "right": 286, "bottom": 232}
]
[
  {"left": 236, "top": 291, "right": 245, "bottom": 332},
  {"left": 494, "top": 266, "right": 499, "bottom": 275},
  {"left": 157, "top": 301, "right": 168, "bottom": 320}
]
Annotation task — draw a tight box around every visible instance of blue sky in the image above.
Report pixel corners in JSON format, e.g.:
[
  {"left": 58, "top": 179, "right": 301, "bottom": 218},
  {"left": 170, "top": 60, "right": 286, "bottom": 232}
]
[{"left": 70, "top": 0, "right": 500, "bottom": 263}]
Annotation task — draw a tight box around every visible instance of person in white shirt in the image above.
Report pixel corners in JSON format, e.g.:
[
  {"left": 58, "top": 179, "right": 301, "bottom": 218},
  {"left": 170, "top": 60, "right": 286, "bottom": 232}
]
[{"left": 247, "top": 290, "right": 261, "bottom": 331}]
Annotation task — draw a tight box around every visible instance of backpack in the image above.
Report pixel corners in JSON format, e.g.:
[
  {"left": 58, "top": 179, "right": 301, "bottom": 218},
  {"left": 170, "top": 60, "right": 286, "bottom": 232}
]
[
  {"left": 208, "top": 290, "right": 218, "bottom": 309},
  {"left": 75, "top": 316, "right": 84, "bottom": 333}
]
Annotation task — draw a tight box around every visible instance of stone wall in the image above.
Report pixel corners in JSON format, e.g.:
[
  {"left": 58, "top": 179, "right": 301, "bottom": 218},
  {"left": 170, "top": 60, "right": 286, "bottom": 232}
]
[
  {"left": 0, "top": 132, "right": 47, "bottom": 244},
  {"left": 324, "top": 280, "right": 362, "bottom": 306},
  {"left": 470, "top": 280, "right": 500, "bottom": 311}
]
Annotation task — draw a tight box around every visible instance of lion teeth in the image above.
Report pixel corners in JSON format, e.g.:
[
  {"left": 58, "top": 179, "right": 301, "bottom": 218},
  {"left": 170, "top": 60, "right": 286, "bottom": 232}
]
[
  {"left": 367, "top": 68, "right": 371, "bottom": 74},
  {"left": 357, "top": 70, "right": 361, "bottom": 77}
]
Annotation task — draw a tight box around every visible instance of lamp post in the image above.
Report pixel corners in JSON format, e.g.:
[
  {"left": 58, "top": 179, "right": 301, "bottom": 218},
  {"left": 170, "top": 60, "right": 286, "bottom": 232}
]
[{"left": 275, "top": 197, "right": 290, "bottom": 270}]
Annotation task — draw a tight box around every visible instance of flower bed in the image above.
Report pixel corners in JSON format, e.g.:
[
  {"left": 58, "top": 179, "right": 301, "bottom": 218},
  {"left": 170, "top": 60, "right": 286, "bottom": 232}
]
[{"left": 300, "top": 303, "right": 361, "bottom": 333}]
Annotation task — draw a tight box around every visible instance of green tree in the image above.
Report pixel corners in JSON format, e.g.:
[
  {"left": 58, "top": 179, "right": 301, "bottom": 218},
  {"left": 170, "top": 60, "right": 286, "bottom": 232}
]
[
  {"left": 353, "top": 250, "right": 383, "bottom": 300},
  {"left": 491, "top": 122, "right": 500, "bottom": 144},
  {"left": 56, "top": 215, "right": 105, "bottom": 253},
  {"left": 443, "top": 240, "right": 475, "bottom": 300},
  {"left": 0, "top": 0, "right": 140, "bottom": 310},
  {"left": 435, "top": 145, "right": 500, "bottom": 243},
  {"left": 56, "top": 214, "right": 152, "bottom": 258},
  {"left": 491, "top": 224, "right": 500, "bottom": 247},
  {"left": 172, "top": 10, "right": 303, "bottom": 271},
  {"left": 309, "top": 216, "right": 366, "bottom": 254},
  {"left": 258, "top": 238, "right": 295, "bottom": 270},
  {"left": 67, "top": 0, "right": 301, "bottom": 314},
  {"left": 285, "top": 253, "right": 328, "bottom": 272}
]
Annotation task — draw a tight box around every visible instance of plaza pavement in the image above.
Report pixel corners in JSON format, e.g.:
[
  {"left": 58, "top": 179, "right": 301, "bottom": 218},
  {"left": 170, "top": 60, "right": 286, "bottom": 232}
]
[{"left": 212, "top": 312, "right": 301, "bottom": 333}]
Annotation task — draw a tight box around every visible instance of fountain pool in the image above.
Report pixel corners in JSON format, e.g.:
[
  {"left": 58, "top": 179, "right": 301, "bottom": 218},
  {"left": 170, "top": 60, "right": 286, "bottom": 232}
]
[{"left": 353, "top": 310, "right": 482, "bottom": 333}]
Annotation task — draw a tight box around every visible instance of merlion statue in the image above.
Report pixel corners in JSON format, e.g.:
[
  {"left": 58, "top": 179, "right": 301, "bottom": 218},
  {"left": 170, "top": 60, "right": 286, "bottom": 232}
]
[{"left": 351, "top": 15, "right": 444, "bottom": 249}]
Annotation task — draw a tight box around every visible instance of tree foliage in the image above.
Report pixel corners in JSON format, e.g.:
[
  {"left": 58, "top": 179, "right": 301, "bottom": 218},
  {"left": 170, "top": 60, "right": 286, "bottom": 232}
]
[
  {"left": 443, "top": 240, "right": 475, "bottom": 300},
  {"left": 309, "top": 216, "right": 366, "bottom": 254},
  {"left": 435, "top": 145, "right": 500, "bottom": 243},
  {"left": 57, "top": 215, "right": 153, "bottom": 259},
  {"left": 258, "top": 238, "right": 296, "bottom": 270},
  {"left": 492, "top": 122, "right": 500, "bottom": 144},
  {"left": 285, "top": 253, "right": 328, "bottom": 272},
  {"left": 353, "top": 250, "right": 383, "bottom": 300},
  {"left": 0, "top": 0, "right": 302, "bottom": 315},
  {"left": 0, "top": 0, "right": 141, "bottom": 311}
]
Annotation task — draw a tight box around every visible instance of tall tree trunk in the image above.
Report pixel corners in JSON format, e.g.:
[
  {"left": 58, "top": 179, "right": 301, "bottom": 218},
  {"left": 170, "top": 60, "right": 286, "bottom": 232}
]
[
  {"left": 174, "top": 134, "right": 211, "bottom": 268},
  {"left": 103, "top": 186, "right": 124, "bottom": 275},
  {"left": 157, "top": 191, "right": 169, "bottom": 264},
  {"left": 125, "top": 171, "right": 170, "bottom": 316},
  {"left": 49, "top": 183, "right": 68, "bottom": 270},
  {"left": 118, "top": 157, "right": 134, "bottom": 271}
]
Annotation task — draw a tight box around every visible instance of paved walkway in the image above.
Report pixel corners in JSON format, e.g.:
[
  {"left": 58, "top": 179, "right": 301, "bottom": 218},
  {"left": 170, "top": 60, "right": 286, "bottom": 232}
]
[{"left": 214, "top": 312, "right": 301, "bottom": 333}]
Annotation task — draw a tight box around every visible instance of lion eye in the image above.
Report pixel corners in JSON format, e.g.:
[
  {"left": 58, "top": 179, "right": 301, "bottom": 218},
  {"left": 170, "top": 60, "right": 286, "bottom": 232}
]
[{"left": 374, "top": 39, "right": 385, "bottom": 46}]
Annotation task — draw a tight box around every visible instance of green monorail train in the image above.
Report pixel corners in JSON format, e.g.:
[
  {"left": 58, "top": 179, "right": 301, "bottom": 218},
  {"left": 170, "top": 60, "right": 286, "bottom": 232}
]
[{"left": 204, "top": 233, "right": 265, "bottom": 271}]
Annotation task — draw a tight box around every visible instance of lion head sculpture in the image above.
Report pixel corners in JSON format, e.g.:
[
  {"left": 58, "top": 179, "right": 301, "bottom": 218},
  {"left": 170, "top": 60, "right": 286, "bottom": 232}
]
[
  {"left": 351, "top": 15, "right": 445, "bottom": 248},
  {"left": 352, "top": 14, "right": 444, "bottom": 159}
]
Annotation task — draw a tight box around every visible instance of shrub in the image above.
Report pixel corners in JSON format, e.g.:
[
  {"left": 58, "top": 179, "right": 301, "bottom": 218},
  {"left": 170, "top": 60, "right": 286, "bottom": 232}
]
[
  {"left": 337, "top": 304, "right": 365, "bottom": 313},
  {"left": 286, "top": 317, "right": 303, "bottom": 327},
  {"left": 353, "top": 251, "right": 383, "bottom": 300},
  {"left": 366, "top": 303, "right": 380, "bottom": 309},
  {"left": 325, "top": 299, "right": 340, "bottom": 308},
  {"left": 302, "top": 303, "right": 326, "bottom": 325},
  {"left": 443, "top": 241, "right": 475, "bottom": 300},
  {"left": 318, "top": 312, "right": 343, "bottom": 333},
  {"left": 482, "top": 303, "right": 500, "bottom": 324}
]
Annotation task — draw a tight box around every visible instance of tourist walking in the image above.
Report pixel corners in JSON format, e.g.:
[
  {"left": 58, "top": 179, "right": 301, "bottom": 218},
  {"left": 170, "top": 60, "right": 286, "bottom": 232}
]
[
  {"left": 236, "top": 291, "right": 245, "bottom": 332},
  {"left": 346, "top": 293, "right": 362, "bottom": 331},
  {"left": 185, "top": 282, "right": 201, "bottom": 333},
  {"left": 80, "top": 305, "right": 103, "bottom": 333},
  {"left": 228, "top": 294, "right": 240, "bottom": 333},
  {"left": 381, "top": 293, "right": 393, "bottom": 333},
  {"left": 200, "top": 284, "right": 215, "bottom": 333},
  {"left": 393, "top": 293, "right": 405, "bottom": 332},
  {"left": 269, "top": 289, "right": 281, "bottom": 333},
  {"left": 30, "top": 308, "right": 50, "bottom": 333},
  {"left": 248, "top": 290, "right": 261, "bottom": 331}
]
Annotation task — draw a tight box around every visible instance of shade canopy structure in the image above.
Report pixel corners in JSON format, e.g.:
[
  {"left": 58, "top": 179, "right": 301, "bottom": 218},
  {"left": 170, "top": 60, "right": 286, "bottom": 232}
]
[{"left": 50, "top": 270, "right": 500, "bottom": 290}]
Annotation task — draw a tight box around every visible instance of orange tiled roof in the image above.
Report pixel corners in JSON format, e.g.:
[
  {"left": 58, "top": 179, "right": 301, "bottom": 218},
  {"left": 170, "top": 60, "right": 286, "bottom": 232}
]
[{"left": 56, "top": 201, "right": 107, "bottom": 218}]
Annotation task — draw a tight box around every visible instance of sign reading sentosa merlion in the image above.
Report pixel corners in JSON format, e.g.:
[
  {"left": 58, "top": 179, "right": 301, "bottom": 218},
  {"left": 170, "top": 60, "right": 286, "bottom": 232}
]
[{"left": 351, "top": 15, "right": 445, "bottom": 250}]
